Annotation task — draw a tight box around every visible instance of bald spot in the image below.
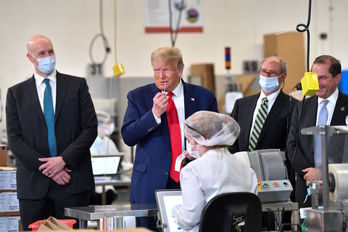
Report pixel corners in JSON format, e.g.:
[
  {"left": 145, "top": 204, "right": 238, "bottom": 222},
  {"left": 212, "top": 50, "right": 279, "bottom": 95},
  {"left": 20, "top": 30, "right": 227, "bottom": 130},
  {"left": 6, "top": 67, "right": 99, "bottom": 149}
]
[{"left": 26, "top": 34, "right": 52, "bottom": 54}]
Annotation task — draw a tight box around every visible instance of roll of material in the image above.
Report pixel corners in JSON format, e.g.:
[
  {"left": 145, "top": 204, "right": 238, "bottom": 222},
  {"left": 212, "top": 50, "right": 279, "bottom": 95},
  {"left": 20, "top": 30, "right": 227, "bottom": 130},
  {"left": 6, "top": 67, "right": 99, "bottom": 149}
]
[{"left": 329, "top": 163, "right": 348, "bottom": 200}]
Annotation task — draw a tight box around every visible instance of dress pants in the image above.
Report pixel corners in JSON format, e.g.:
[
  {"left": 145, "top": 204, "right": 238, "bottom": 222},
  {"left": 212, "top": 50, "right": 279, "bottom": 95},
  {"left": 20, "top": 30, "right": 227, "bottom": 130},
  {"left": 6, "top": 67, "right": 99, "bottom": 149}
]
[{"left": 19, "top": 180, "right": 91, "bottom": 230}]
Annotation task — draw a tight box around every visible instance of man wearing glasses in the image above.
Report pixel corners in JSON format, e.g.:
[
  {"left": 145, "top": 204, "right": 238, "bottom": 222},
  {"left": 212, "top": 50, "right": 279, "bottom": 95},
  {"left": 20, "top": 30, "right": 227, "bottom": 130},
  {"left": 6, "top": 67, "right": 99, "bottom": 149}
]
[
  {"left": 229, "top": 56, "right": 297, "bottom": 230},
  {"left": 229, "top": 56, "right": 296, "bottom": 154},
  {"left": 287, "top": 55, "right": 348, "bottom": 208}
]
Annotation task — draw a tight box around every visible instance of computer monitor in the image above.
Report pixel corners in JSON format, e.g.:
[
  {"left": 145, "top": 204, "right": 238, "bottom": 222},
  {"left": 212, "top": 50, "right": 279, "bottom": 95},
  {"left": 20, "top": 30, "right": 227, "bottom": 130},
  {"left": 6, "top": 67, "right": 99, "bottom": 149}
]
[
  {"left": 91, "top": 153, "right": 123, "bottom": 176},
  {"left": 155, "top": 189, "right": 183, "bottom": 232}
]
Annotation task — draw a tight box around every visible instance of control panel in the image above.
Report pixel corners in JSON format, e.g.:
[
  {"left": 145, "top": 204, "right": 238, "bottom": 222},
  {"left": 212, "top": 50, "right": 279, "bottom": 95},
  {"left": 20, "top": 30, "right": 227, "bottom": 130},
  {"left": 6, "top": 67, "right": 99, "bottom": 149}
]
[{"left": 258, "top": 179, "right": 293, "bottom": 203}]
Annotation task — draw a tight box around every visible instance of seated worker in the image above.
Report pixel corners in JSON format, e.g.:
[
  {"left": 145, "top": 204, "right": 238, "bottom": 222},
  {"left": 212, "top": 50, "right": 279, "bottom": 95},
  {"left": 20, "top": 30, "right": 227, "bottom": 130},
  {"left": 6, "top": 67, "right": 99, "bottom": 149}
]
[
  {"left": 90, "top": 111, "right": 119, "bottom": 205},
  {"left": 90, "top": 111, "right": 119, "bottom": 155},
  {"left": 175, "top": 111, "right": 258, "bottom": 231}
]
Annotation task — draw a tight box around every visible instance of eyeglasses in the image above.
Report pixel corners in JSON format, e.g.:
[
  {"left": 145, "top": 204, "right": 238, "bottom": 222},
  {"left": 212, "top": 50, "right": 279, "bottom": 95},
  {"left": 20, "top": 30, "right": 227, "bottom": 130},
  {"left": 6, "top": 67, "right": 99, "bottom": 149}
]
[{"left": 259, "top": 69, "right": 283, "bottom": 77}]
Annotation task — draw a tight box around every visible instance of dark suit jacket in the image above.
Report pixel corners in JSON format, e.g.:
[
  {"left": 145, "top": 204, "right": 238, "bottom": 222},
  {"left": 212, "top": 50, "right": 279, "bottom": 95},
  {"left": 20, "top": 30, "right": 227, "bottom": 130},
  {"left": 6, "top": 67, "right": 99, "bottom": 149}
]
[
  {"left": 121, "top": 80, "right": 218, "bottom": 204},
  {"left": 229, "top": 91, "right": 296, "bottom": 153},
  {"left": 6, "top": 71, "right": 98, "bottom": 200},
  {"left": 287, "top": 91, "right": 348, "bottom": 207}
]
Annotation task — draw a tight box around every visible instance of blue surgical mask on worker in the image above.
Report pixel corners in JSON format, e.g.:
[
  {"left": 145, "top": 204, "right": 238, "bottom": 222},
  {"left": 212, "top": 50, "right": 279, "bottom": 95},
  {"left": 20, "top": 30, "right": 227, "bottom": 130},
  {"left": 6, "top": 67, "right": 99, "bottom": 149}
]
[
  {"left": 37, "top": 55, "right": 56, "bottom": 74},
  {"left": 186, "top": 141, "right": 200, "bottom": 159},
  {"left": 259, "top": 75, "right": 279, "bottom": 93}
]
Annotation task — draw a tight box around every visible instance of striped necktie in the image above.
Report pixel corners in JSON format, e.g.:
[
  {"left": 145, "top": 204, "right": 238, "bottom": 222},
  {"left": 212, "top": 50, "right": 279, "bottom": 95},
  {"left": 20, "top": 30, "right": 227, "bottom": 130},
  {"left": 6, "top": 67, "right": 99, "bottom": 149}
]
[
  {"left": 43, "top": 79, "right": 57, "bottom": 156},
  {"left": 248, "top": 97, "right": 268, "bottom": 151}
]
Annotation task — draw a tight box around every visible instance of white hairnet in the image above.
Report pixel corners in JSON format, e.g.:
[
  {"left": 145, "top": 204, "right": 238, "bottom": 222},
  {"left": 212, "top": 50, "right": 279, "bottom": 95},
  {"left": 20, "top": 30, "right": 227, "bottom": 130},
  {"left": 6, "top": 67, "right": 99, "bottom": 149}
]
[
  {"left": 185, "top": 111, "right": 240, "bottom": 147},
  {"left": 96, "top": 111, "right": 112, "bottom": 125}
]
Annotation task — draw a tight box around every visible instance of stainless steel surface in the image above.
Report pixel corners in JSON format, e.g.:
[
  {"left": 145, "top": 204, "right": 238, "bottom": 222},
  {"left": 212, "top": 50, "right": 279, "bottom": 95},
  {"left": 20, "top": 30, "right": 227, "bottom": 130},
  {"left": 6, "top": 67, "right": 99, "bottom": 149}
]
[
  {"left": 94, "top": 174, "right": 131, "bottom": 187},
  {"left": 65, "top": 204, "right": 157, "bottom": 221},
  {"left": 262, "top": 201, "right": 298, "bottom": 211},
  {"left": 301, "top": 125, "right": 348, "bottom": 136},
  {"left": 100, "top": 217, "right": 124, "bottom": 230},
  {"left": 262, "top": 201, "right": 298, "bottom": 231},
  {"left": 301, "top": 125, "right": 348, "bottom": 231},
  {"left": 301, "top": 126, "right": 345, "bottom": 210},
  {"left": 304, "top": 209, "right": 343, "bottom": 232}
]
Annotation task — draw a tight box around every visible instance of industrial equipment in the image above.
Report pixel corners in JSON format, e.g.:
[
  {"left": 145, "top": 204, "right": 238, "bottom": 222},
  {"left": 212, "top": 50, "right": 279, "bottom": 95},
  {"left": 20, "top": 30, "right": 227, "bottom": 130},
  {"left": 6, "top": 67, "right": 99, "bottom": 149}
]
[
  {"left": 302, "top": 125, "right": 348, "bottom": 231},
  {"left": 234, "top": 149, "right": 293, "bottom": 203}
]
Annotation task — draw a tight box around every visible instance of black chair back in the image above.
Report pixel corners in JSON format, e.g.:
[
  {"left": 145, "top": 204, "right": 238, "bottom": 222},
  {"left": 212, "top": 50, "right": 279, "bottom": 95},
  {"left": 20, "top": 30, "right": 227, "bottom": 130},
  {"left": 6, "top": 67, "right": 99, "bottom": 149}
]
[{"left": 199, "top": 192, "right": 262, "bottom": 232}]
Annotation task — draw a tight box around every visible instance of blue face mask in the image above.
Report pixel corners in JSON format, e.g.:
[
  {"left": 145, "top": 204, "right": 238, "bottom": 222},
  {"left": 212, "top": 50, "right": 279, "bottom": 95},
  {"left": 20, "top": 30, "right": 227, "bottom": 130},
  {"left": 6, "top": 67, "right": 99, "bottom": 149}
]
[
  {"left": 37, "top": 55, "right": 56, "bottom": 74},
  {"left": 259, "top": 75, "right": 279, "bottom": 93}
]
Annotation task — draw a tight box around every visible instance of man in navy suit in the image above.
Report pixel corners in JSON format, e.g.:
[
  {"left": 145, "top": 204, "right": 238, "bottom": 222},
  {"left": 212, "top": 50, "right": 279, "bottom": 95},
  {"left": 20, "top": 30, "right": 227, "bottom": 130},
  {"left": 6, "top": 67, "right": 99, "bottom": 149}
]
[
  {"left": 6, "top": 34, "right": 97, "bottom": 230},
  {"left": 287, "top": 55, "right": 348, "bottom": 208},
  {"left": 122, "top": 47, "right": 217, "bottom": 207}
]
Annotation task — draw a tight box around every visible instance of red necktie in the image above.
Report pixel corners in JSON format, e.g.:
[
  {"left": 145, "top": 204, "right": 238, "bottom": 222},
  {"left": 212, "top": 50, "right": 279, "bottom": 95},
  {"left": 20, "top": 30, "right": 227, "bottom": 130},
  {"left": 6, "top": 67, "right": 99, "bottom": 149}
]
[{"left": 166, "top": 91, "right": 182, "bottom": 182}]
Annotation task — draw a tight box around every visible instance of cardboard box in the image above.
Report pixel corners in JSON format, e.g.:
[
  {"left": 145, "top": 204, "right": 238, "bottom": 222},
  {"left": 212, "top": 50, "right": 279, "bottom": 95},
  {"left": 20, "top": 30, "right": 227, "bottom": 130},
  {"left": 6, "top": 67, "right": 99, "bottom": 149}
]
[
  {"left": 264, "top": 31, "right": 306, "bottom": 94},
  {"left": 190, "top": 63, "right": 216, "bottom": 95},
  {"left": 0, "top": 192, "right": 19, "bottom": 213},
  {"left": 0, "top": 167, "right": 16, "bottom": 191},
  {"left": 0, "top": 145, "right": 7, "bottom": 167},
  {"left": 0, "top": 216, "right": 20, "bottom": 232}
]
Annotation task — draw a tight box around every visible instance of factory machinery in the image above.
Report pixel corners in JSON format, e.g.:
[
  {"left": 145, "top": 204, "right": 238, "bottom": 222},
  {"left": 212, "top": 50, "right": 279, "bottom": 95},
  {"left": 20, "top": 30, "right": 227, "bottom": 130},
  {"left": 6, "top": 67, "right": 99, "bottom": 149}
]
[{"left": 301, "top": 125, "right": 348, "bottom": 231}]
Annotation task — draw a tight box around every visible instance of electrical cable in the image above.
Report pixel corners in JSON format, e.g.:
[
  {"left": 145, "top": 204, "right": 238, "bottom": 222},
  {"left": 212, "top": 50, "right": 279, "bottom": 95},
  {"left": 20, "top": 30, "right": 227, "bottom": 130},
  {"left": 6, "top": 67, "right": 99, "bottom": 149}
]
[
  {"left": 291, "top": 0, "right": 313, "bottom": 191},
  {"left": 296, "top": 0, "right": 312, "bottom": 72},
  {"left": 168, "top": 0, "right": 185, "bottom": 47},
  {"left": 114, "top": 0, "right": 118, "bottom": 63},
  {"left": 89, "top": 0, "right": 111, "bottom": 65}
]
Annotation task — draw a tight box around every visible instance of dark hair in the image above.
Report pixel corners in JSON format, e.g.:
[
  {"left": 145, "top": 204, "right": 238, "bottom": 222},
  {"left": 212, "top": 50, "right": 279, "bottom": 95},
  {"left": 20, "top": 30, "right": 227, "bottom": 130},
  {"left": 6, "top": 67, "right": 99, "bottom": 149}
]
[{"left": 312, "top": 55, "right": 341, "bottom": 77}]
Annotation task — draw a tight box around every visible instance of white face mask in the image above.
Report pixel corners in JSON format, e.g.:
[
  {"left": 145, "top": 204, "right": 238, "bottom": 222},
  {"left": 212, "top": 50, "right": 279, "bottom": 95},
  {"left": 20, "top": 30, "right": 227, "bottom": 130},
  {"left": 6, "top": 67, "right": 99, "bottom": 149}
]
[
  {"left": 105, "top": 122, "right": 115, "bottom": 136},
  {"left": 186, "top": 141, "right": 200, "bottom": 159}
]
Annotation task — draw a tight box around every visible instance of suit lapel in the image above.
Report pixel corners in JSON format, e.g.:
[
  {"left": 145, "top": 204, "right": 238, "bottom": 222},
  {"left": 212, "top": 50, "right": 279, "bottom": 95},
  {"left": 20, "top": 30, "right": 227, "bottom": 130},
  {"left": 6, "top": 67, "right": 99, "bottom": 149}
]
[
  {"left": 240, "top": 95, "right": 259, "bottom": 149},
  {"left": 29, "top": 76, "right": 46, "bottom": 124},
  {"left": 55, "top": 72, "right": 67, "bottom": 123},
  {"left": 302, "top": 96, "right": 318, "bottom": 161},
  {"left": 183, "top": 82, "right": 198, "bottom": 118},
  {"left": 331, "top": 91, "right": 348, "bottom": 125},
  {"left": 258, "top": 92, "right": 287, "bottom": 141}
]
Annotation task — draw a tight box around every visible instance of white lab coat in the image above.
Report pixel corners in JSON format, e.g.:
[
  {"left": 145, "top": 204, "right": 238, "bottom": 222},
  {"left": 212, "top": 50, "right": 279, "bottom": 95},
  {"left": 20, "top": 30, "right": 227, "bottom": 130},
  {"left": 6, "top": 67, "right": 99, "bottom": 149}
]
[
  {"left": 176, "top": 147, "right": 258, "bottom": 232},
  {"left": 90, "top": 136, "right": 119, "bottom": 156}
]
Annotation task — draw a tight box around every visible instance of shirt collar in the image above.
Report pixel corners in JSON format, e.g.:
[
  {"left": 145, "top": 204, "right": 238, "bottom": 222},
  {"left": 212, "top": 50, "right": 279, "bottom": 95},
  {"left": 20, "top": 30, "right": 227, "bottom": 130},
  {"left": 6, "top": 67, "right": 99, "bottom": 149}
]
[
  {"left": 34, "top": 70, "right": 57, "bottom": 85},
  {"left": 171, "top": 79, "right": 183, "bottom": 97},
  {"left": 259, "top": 88, "right": 280, "bottom": 102},
  {"left": 318, "top": 88, "right": 339, "bottom": 105}
]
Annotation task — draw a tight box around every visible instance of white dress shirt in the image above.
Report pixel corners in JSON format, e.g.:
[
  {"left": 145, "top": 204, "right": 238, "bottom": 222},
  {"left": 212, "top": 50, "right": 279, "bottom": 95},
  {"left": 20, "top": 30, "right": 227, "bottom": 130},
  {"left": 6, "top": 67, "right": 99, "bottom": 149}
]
[
  {"left": 34, "top": 70, "right": 57, "bottom": 113},
  {"left": 153, "top": 80, "right": 185, "bottom": 151},
  {"left": 316, "top": 88, "right": 339, "bottom": 125},
  {"left": 249, "top": 89, "right": 280, "bottom": 140},
  {"left": 176, "top": 148, "right": 258, "bottom": 232}
]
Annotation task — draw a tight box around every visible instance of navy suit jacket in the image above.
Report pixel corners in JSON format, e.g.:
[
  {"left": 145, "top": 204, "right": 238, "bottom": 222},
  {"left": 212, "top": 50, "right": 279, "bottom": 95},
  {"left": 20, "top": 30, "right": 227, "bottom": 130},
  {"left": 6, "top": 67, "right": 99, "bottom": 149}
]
[
  {"left": 6, "top": 71, "right": 97, "bottom": 200},
  {"left": 230, "top": 91, "right": 296, "bottom": 153},
  {"left": 121, "top": 80, "right": 217, "bottom": 204},
  {"left": 287, "top": 91, "right": 348, "bottom": 207}
]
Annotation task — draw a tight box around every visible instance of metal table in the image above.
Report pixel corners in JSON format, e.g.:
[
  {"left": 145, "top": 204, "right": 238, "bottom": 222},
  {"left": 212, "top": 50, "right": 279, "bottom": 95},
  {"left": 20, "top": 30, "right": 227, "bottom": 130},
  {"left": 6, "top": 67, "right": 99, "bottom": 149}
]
[
  {"left": 65, "top": 204, "right": 157, "bottom": 230},
  {"left": 94, "top": 174, "right": 131, "bottom": 205},
  {"left": 66, "top": 201, "right": 298, "bottom": 230},
  {"left": 262, "top": 201, "right": 299, "bottom": 231}
]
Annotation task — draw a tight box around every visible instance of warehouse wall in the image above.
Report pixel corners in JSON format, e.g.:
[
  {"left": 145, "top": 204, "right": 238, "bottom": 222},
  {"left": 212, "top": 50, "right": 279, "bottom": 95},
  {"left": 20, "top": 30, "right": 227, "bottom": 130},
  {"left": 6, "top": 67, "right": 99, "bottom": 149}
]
[{"left": 0, "top": 0, "right": 347, "bottom": 131}]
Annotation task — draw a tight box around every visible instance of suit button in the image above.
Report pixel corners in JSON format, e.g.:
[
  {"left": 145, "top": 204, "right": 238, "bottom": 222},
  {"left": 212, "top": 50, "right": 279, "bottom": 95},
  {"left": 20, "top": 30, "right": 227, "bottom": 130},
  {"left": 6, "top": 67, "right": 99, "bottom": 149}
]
[{"left": 165, "top": 172, "right": 168, "bottom": 175}]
